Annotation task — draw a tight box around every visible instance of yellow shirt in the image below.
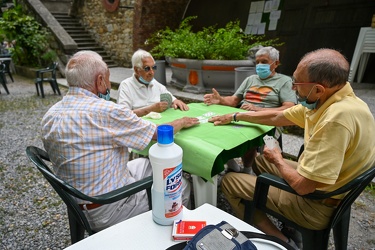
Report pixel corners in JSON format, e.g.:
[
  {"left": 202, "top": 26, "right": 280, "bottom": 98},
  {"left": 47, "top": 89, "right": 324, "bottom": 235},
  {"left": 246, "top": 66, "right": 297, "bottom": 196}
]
[{"left": 284, "top": 83, "right": 375, "bottom": 193}]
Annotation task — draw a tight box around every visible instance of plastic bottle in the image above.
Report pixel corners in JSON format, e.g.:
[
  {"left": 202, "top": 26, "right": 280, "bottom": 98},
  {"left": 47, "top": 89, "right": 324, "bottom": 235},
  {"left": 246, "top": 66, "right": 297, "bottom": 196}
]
[{"left": 149, "top": 124, "right": 183, "bottom": 225}]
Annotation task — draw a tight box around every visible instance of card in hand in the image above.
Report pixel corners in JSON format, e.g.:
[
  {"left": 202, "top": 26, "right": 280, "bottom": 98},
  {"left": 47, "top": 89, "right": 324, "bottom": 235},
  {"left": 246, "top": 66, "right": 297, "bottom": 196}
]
[
  {"left": 160, "top": 93, "right": 172, "bottom": 107},
  {"left": 263, "top": 135, "right": 281, "bottom": 151}
]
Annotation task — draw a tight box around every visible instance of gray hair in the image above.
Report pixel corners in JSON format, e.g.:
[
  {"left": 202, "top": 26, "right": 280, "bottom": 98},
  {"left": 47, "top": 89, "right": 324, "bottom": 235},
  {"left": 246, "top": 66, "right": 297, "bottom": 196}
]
[
  {"left": 302, "top": 48, "right": 349, "bottom": 88},
  {"left": 255, "top": 46, "right": 279, "bottom": 61},
  {"left": 65, "top": 51, "right": 108, "bottom": 89},
  {"left": 132, "top": 49, "right": 155, "bottom": 70}
]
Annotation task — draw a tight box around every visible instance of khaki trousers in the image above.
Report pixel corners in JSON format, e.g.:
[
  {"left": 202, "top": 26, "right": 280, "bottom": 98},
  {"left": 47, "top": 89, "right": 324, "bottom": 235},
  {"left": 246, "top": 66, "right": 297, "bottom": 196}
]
[
  {"left": 221, "top": 155, "right": 336, "bottom": 230},
  {"left": 83, "top": 157, "right": 191, "bottom": 232}
]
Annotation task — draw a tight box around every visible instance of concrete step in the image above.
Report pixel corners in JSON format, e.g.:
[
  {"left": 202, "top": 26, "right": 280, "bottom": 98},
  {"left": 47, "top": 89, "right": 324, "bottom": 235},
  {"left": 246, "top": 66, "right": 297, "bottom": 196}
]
[{"left": 50, "top": 12, "right": 117, "bottom": 68}]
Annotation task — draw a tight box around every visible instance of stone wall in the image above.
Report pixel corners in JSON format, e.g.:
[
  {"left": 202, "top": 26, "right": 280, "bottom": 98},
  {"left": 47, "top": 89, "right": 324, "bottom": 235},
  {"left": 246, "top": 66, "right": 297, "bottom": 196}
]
[
  {"left": 74, "top": 0, "right": 189, "bottom": 67},
  {"left": 77, "top": 0, "right": 135, "bottom": 67}
]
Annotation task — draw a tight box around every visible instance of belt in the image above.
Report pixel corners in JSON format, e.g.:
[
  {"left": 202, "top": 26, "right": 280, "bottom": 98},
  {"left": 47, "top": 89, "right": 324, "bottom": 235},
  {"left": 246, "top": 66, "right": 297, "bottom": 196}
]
[
  {"left": 79, "top": 203, "right": 103, "bottom": 210},
  {"left": 321, "top": 198, "right": 341, "bottom": 207}
]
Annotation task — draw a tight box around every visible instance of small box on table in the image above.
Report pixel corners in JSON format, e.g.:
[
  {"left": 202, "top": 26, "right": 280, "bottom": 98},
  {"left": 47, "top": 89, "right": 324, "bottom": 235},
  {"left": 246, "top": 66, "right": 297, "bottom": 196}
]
[{"left": 172, "top": 220, "right": 207, "bottom": 241}]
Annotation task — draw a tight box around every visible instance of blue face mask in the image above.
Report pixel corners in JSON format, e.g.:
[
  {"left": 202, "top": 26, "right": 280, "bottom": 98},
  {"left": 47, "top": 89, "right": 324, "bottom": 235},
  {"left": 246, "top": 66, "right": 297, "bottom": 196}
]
[
  {"left": 139, "top": 76, "right": 153, "bottom": 85},
  {"left": 297, "top": 86, "right": 319, "bottom": 110},
  {"left": 98, "top": 89, "right": 111, "bottom": 101},
  {"left": 256, "top": 62, "right": 274, "bottom": 79}
]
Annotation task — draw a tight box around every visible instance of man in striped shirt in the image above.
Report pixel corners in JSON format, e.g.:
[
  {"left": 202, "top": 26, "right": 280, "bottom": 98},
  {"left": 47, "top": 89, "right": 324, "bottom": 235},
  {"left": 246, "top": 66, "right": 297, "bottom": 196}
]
[{"left": 41, "top": 50, "right": 199, "bottom": 232}]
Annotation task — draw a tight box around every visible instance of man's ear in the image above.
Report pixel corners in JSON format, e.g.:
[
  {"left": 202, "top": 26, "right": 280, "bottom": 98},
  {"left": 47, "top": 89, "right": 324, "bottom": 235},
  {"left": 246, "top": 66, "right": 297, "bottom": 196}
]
[
  {"left": 315, "top": 84, "right": 326, "bottom": 95},
  {"left": 274, "top": 60, "right": 280, "bottom": 68},
  {"left": 95, "top": 74, "right": 104, "bottom": 93}
]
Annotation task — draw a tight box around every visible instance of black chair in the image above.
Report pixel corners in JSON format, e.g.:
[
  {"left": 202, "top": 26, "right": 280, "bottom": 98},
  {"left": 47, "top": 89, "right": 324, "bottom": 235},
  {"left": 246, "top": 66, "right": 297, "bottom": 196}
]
[
  {"left": 243, "top": 165, "right": 375, "bottom": 250},
  {"left": 0, "top": 62, "right": 10, "bottom": 94},
  {"left": 1, "top": 59, "right": 14, "bottom": 82},
  {"left": 26, "top": 146, "right": 153, "bottom": 244},
  {"left": 34, "top": 62, "right": 61, "bottom": 98}
]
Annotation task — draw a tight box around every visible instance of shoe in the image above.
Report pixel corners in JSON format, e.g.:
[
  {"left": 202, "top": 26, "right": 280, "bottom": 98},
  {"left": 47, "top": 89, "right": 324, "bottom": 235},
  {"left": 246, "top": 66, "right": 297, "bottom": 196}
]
[
  {"left": 287, "top": 237, "right": 300, "bottom": 250},
  {"left": 226, "top": 159, "right": 241, "bottom": 172},
  {"left": 281, "top": 226, "right": 302, "bottom": 249}
]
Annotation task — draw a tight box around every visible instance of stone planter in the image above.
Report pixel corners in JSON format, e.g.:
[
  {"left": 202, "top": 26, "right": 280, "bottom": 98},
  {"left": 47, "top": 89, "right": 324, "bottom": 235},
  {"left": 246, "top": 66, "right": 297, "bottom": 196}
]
[
  {"left": 168, "top": 58, "right": 254, "bottom": 95},
  {"left": 154, "top": 60, "right": 167, "bottom": 85}
]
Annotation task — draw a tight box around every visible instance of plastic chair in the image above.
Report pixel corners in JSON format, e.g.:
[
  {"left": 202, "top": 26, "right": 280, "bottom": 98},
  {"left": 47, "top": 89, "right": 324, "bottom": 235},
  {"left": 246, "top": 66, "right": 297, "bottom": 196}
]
[
  {"left": 243, "top": 165, "right": 375, "bottom": 250},
  {"left": 1, "top": 59, "right": 14, "bottom": 82},
  {"left": 34, "top": 62, "right": 61, "bottom": 98},
  {"left": 0, "top": 62, "right": 9, "bottom": 94},
  {"left": 25, "top": 146, "right": 153, "bottom": 244}
]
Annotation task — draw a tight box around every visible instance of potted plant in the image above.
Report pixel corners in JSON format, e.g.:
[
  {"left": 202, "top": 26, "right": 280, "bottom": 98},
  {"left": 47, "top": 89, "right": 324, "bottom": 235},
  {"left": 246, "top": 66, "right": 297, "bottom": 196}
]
[{"left": 147, "top": 16, "right": 283, "bottom": 94}]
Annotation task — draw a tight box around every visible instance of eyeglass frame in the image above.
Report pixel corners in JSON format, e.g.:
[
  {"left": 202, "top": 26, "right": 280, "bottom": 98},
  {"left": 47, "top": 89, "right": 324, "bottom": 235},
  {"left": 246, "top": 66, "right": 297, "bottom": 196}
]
[
  {"left": 142, "top": 65, "right": 157, "bottom": 72},
  {"left": 291, "top": 77, "right": 317, "bottom": 87}
]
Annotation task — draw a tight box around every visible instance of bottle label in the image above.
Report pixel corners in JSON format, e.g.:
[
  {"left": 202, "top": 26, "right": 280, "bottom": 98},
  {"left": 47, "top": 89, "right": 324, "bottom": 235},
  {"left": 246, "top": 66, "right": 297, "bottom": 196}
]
[{"left": 163, "top": 163, "right": 183, "bottom": 218}]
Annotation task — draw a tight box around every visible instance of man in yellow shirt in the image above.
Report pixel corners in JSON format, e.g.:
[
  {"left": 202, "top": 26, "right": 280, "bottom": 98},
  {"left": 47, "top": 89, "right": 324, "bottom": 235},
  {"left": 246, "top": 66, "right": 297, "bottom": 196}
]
[{"left": 209, "top": 48, "right": 375, "bottom": 249}]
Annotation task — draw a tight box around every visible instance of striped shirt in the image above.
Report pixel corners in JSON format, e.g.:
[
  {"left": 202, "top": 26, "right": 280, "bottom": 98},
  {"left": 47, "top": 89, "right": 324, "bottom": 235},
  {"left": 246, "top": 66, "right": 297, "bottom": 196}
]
[{"left": 41, "top": 87, "right": 156, "bottom": 198}]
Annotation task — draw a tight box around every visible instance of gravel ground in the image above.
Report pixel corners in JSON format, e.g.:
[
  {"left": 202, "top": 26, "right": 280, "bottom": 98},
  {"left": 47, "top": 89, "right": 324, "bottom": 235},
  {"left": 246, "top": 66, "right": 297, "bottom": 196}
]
[{"left": 0, "top": 75, "right": 374, "bottom": 249}]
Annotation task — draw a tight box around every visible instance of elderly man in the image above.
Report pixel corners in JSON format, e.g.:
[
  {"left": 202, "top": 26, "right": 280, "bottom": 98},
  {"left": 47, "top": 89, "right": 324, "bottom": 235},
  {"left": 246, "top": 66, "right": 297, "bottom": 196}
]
[
  {"left": 209, "top": 48, "right": 375, "bottom": 249},
  {"left": 41, "top": 50, "right": 199, "bottom": 232},
  {"left": 118, "top": 49, "right": 188, "bottom": 117},
  {"left": 204, "top": 46, "right": 296, "bottom": 173}
]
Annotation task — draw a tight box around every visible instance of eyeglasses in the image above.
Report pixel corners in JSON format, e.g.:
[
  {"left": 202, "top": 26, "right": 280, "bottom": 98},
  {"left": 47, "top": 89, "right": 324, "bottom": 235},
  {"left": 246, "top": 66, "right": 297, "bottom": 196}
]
[
  {"left": 142, "top": 65, "right": 157, "bottom": 72},
  {"left": 291, "top": 77, "right": 316, "bottom": 86}
]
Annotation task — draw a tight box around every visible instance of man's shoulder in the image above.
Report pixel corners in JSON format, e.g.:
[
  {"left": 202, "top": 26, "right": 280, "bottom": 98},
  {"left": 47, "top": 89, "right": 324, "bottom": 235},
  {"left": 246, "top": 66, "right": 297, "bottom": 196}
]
[
  {"left": 120, "top": 76, "right": 134, "bottom": 86},
  {"left": 272, "top": 73, "right": 292, "bottom": 81}
]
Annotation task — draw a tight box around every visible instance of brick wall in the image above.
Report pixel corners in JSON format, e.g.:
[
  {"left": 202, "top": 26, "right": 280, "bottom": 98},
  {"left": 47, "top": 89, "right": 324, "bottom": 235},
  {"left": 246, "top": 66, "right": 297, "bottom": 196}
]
[{"left": 132, "top": 0, "right": 190, "bottom": 53}]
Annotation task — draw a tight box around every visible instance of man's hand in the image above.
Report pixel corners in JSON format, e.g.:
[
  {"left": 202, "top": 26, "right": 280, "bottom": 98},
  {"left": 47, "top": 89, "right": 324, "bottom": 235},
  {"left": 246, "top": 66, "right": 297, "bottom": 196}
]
[
  {"left": 204, "top": 88, "right": 221, "bottom": 106},
  {"left": 208, "top": 114, "right": 233, "bottom": 125},
  {"left": 151, "top": 101, "right": 169, "bottom": 113},
  {"left": 172, "top": 99, "right": 189, "bottom": 111},
  {"left": 262, "top": 146, "right": 283, "bottom": 166},
  {"left": 179, "top": 117, "right": 200, "bottom": 128}
]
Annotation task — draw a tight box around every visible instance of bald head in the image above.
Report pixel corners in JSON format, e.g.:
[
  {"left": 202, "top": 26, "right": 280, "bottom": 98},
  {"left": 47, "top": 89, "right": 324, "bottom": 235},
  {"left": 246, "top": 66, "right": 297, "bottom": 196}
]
[
  {"left": 298, "top": 49, "right": 349, "bottom": 87},
  {"left": 66, "top": 50, "right": 108, "bottom": 89}
]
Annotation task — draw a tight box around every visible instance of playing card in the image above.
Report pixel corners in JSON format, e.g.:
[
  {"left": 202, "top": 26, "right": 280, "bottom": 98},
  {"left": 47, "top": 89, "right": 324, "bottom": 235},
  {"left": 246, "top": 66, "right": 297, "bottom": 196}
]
[
  {"left": 263, "top": 135, "right": 281, "bottom": 151},
  {"left": 160, "top": 93, "right": 172, "bottom": 107}
]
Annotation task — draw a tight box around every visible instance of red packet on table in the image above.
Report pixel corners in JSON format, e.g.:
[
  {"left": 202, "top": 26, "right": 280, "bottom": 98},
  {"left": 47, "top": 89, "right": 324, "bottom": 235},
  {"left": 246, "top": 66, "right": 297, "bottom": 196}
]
[{"left": 172, "top": 220, "right": 207, "bottom": 241}]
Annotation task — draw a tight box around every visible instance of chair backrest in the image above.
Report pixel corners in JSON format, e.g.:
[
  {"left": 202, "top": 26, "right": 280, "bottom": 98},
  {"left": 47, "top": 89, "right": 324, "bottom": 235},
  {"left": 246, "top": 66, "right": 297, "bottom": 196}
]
[
  {"left": 25, "top": 146, "right": 95, "bottom": 235},
  {"left": 0, "top": 62, "right": 8, "bottom": 93},
  {"left": 50, "top": 62, "right": 58, "bottom": 78},
  {"left": 2, "top": 59, "right": 10, "bottom": 72}
]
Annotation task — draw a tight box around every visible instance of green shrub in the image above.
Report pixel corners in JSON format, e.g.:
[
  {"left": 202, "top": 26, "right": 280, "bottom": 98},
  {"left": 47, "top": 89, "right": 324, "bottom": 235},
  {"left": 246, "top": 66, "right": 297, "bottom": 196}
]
[
  {"left": 0, "top": 4, "right": 56, "bottom": 67},
  {"left": 147, "top": 16, "right": 283, "bottom": 60}
]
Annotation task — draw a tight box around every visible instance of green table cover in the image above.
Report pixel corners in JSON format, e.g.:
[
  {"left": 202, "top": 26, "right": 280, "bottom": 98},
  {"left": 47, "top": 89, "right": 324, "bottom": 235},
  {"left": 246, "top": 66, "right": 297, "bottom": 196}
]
[{"left": 140, "top": 103, "right": 274, "bottom": 182}]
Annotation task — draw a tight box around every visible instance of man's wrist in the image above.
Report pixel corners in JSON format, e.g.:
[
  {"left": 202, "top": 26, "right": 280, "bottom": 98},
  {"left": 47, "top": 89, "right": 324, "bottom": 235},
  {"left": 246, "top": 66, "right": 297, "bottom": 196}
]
[{"left": 232, "top": 112, "right": 239, "bottom": 122}]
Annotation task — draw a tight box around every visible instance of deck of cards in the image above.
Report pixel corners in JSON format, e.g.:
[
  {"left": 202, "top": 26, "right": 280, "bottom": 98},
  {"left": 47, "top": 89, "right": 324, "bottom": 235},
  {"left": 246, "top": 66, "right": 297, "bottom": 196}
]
[
  {"left": 263, "top": 135, "right": 281, "bottom": 151},
  {"left": 172, "top": 220, "right": 207, "bottom": 241},
  {"left": 160, "top": 93, "right": 172, "bottom": 107}
]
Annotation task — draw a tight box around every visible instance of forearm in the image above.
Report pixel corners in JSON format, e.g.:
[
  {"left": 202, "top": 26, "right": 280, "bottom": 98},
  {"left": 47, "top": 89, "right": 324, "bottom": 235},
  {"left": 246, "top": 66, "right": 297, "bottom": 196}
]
[
  {"left": 250, "top": 102, "right": 295, "bottom": 112},
  {"left": 277, "top": 161, "right": 317, "bottom": 195},
  {"left": 235, "top": 110, "right": 293, "bottom": 126},
  {"left": 166, "top": 119, "right": 185, "bottom": 133},
  {"left": 133, "top": 107, "right": 152, "bottom": 117},
  {"left": 219, "top": 96, "right": 240, "bottom": 107}
]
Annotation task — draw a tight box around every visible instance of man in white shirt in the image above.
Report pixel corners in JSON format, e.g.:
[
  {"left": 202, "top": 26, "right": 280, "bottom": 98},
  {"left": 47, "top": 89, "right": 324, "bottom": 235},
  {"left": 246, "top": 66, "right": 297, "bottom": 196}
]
[{"left": 118, "top": 49, "right": 188, "bottom": 117}]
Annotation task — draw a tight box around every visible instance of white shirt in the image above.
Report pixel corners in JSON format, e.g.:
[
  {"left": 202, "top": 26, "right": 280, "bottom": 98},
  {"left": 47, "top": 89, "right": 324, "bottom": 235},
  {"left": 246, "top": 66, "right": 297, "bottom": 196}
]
[{"left": 117, "top": 74, "right": 176, "bottom": 110}]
